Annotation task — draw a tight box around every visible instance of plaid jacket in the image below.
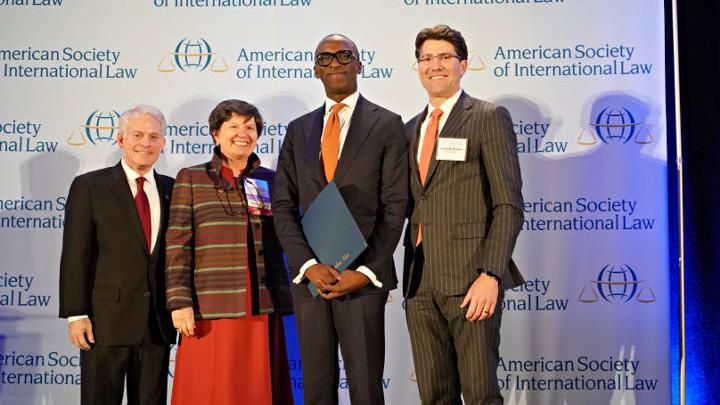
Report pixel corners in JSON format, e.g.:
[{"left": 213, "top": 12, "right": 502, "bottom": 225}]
[{"left": 166, "top": 151, "right": 292, "bottom": 319}]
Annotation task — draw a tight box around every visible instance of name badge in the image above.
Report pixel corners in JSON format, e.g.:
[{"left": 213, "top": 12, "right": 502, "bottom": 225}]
[
  {"left": 244, "top": 178, "right": 272, "bottom": 216},
  {"left": 436, "top": 138, "right": 468, "bottom": 161}
]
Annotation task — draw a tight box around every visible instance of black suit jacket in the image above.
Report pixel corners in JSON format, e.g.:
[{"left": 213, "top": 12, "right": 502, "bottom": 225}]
[
  {"left": 59, "top": 162, "right": 175, "bottom": 345},
  {"left": 272, "top": 95, "right": 408, "bottom": 293},
  {"left": 403, "top": 92, "right": 525, "bottom": 297}
]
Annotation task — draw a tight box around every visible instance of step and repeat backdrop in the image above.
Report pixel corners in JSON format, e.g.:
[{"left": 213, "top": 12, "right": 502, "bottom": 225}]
[{"left": 0, "top": 1, "right": 669, "bottom": 404}]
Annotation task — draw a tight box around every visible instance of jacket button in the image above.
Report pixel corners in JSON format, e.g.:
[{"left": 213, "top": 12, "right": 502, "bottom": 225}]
[
  {"left": 420, "top": 194, "right": 427, "bottom": 200},
  {"left": 253, "top": 223, "right": 260, "bottom": 230},
  {"left": 143, "top": 291, "right": 150, "bottom": 297},
  {"left": 257, "top": 249, "right": 264, "bottom": 256}
]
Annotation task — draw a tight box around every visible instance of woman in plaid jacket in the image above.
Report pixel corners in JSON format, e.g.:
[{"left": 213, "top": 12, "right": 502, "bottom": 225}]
[{"left": 166, "top": 100, "right": 293, "bottom": 405}]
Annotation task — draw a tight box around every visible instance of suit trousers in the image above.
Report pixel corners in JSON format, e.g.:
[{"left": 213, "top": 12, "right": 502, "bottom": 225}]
[
  {"left": 406, "top": 247, "right": 504, "bottom": 405},
  {"left": 291, "top": 284, "right": 388, "bottom": 405},
  {"left": 80, "top": 312, "right": 170, "bottom": 405}
]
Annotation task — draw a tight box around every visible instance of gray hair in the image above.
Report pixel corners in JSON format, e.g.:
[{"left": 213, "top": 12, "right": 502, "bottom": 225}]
[{"left": 118, "top": 104, "right": 167, "bottom": 135}]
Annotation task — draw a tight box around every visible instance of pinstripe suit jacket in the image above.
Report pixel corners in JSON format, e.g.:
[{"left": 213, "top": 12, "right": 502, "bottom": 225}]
[{"left": 403, "top": 92, "right": 525, "bottom": 297}]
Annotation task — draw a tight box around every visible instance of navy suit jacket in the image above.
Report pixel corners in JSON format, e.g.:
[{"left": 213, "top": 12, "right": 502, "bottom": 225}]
[{"left": 272, "top": 95, "right": 408, "bottom": 293}]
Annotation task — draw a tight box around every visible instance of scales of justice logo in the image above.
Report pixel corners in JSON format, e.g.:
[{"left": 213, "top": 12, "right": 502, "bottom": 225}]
[
  {"left": 411, "top": 50, "right": 486, "bottom": 72},
  {"left": 66, "top": 110, "right": 121, "bottom": 146},
  {"left": 577, "top": 95, "right": 655, "bottom": 146},
  {"left": 157, "top": 37, "right": 229, "bottom": 73},
  {"left": 578, "top": 264, "right": 656, "bottom": 304}
]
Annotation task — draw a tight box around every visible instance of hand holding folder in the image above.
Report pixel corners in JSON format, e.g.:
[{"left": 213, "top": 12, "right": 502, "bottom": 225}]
[{"left": 301, "top": 181, "right": 368, "bottom": 297}]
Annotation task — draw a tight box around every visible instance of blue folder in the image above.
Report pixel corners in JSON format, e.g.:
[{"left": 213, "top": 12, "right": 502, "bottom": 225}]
[{"left": 301, "top": 181, "right": 368, "bottom": 297}]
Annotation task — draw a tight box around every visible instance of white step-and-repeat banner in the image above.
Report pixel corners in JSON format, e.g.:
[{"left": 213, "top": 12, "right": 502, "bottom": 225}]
[{"left": 0, "top": 1, "right": 669, "bottom": 404}]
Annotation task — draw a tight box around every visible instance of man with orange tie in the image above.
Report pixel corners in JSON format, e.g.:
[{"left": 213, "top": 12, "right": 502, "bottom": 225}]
[
  {"left": 403, "top": 25, "right": 525, "bottom": 404},
  {"left": 273, "top": 34, "right": 408, "bottom": 404},
  {"left": 59, "top": 105, "right": 175, "bottom": 405}
]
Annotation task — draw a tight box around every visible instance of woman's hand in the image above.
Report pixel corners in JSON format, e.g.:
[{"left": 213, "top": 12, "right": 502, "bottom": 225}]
[{"left": 171, "top": 307, "right": 196, "bottom": 337}]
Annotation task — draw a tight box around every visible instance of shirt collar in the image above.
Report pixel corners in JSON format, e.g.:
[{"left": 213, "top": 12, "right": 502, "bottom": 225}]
[
  {"left": 121, "top": 159, "right": 156, "bottom": 186},
  {"left": 324, "top": 91, "right": 360, "bottom": 115},
  {"left": 426, "top": 88, "right": 463, "bottom": 117}
]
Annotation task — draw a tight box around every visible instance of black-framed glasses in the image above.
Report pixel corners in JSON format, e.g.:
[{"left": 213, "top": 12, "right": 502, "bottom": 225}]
[
  {"left": 417, "top": 52, "right": 461, "bottom": 65},
  {"left": 315, "top": 50, "right": 356, "bottom": 67}
]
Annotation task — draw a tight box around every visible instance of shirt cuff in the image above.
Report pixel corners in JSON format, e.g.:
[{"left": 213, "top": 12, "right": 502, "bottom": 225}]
[
  {"left": 68, "top": 315, "right": 88, "bottom": 323},
  {"left": 478, "top": 268, "right": 501, "bottom": 283},
  {"left": 293, "top": 259, "right": 318, "bottom": 284},
  {"left": 356, "top": 265, "right": 383, "bottom": 288}
]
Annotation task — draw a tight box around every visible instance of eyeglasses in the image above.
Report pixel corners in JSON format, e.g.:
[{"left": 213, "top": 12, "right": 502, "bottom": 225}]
[
  {"left": 417, "top": 52, "right": 461, "bottom": 65},
  {"left": 315, "top": 50, "right": 356, "bottom": 67},
  {"left": 216, "top": 184, "right": 244, "bottom": 217}
]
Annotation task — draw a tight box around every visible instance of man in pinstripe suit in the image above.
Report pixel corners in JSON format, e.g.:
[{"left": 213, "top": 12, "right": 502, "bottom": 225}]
[{"left": 403, "top": 25, "right": 525, "bottom": 404}]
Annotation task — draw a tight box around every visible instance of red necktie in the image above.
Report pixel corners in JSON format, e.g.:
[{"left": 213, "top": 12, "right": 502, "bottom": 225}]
[
  {"left": 416, "top": 108, "right": 444, "bottom": 246},
  {"left": 321, "top": 103, "right": 347, "bottom": 181},
  {"left": 135, "top": 177, "right": 152, "bottom": 252}
]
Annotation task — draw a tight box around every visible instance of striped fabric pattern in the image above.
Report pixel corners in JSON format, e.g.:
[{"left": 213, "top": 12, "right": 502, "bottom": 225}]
[
  {"left": 404, "top": 93, "right": 524, "bottom": 403},
  {"left": 166, "top": 153, "right": 292, "bottom": 319},
  {"left": 405, "top": 92, "right": 525, "bottom": 295}
]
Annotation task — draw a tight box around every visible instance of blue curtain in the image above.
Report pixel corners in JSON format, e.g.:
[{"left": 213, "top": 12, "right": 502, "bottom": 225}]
[{"left": 671, "top": 1, "right": 720, "bottom": 403}]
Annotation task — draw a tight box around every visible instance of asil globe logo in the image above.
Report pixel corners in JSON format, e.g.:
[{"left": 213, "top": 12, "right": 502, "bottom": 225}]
[
  {"left": 577, "top": 95, "right": 655, "bottom": 146},
  {"left": 592, "top": 107, "right": 641, "bottom": 144},
  {"left": 157, "top": 37, "right": 228, "bottom": 73},
  {"left": 66, "top": 110, "right": 120, "bottom": 147},
  {"left": 578, "top": 264, "right": 656, "bottom": 304}
]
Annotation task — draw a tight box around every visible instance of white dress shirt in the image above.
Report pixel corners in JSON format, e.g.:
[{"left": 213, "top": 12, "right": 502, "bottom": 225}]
[
  {"left": 292, "top": 91, "right": 383, "bottom": 288},
  {"left": 417, "top": 88, "right": 463, "bottom": 162},
  {"left": 120, "top": 159, "right": 162, "bottom": 253},
  {"left": 68, "top": 160, "right": 162, "bottom": 323}
]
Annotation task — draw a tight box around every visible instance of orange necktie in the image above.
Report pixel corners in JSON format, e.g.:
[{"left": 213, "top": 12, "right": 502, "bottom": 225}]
[
  {"left": 321, "top": 103, "right": 347, "bottom": 181},
  {"left": 418, "top": 108, "right": 443, "bottom": 185},
  {"left": 416, "top": 108, "right": 443, "bottom": 245}
]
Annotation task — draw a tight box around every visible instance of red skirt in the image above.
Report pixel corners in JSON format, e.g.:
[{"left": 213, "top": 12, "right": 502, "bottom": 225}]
[{"left": 170, "top": 315, "right": 293, "bottom": 405}]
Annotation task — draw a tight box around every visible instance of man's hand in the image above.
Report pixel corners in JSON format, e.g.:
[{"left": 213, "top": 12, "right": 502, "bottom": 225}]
[
  {"left": 172, "top": 307, "right": 195, "bottom": 337},
  {"left": 305, "top": 263, "right": 341, "bottom": 293},
  {"left": 68, "top": 318, "right": 95, "bottom": 351},
  {"left": 460, "top": 273, "right": 500, "bottom": 322},
  {"left": 320, "top": 270, "right": 370, "bottom": 299}
]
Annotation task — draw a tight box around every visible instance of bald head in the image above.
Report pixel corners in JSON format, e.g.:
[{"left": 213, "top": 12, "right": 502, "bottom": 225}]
[
  {"left": 313, "top": 33, "right": 362, "bottom": 102},
  {"left": 315, "top": 34, "right": 359, "bottom": 58}
]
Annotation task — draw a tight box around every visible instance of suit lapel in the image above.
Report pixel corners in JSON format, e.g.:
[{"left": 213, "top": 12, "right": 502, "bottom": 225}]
[
  {"left": 305, "top": 106, "right": 327, "bottom": 185},
  {"left": 153, "top": 172, "right": 171, "bottom": 256},
  {"left": 334, "top": 96, "right": 377, "bottom": 184},
  {"left": 424, "top": 92, "right": 472, "bottom": 188},
  {"left": 409, "top": 108, "right": 427, "bottom": 190},
  {"left": 108, "top": 163, "right": 149, "bottom": 255},
  {"left": 438, "top": 91, "right": 473, "bottom": 139}
]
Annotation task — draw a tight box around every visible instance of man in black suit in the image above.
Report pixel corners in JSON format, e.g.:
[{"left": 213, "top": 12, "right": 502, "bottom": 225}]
[
  {"left": 59, "top": 105, "right": 175, "bottom": 405},
  {"left": 403, "top": 25, "right": 524, "bottom": 404},
  {"left": 272, "top": 34, "right": 408, "bottom": 405}
]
